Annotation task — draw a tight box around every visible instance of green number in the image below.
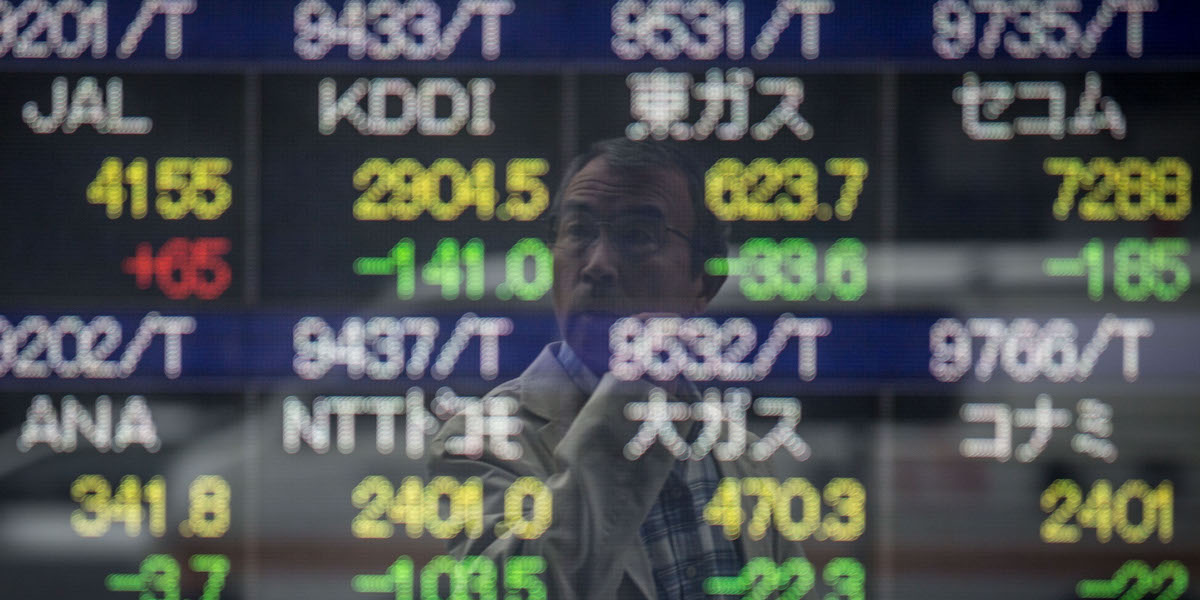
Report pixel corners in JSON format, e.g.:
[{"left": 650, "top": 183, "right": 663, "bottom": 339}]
[
  {"left": 422, "top": 238, "right": 463, "bottom": 300},
  {"left": 504, "top": 556, "right": 546, "bottom": 600},
  {"left": 420, "top": 555, "right": 460, "bottom": 600},
  {"left": 731, "top": 238, "right": 867, "bottom": 302},
  {"left": 1152, "top": 238, "right": 1190, "bottom": 301},
  {"left": 776, "top": 557, "right": 815, "bottom": 600},
  {"left": 778, "top": 238, "right": 818, "bottom": 301},
  {"left": 106, "top": 555, "right": 229, "bottom": 600},
  {"left": 461, "top": 556, "right": 497, "bottom": 600},
  {"left": 352, "top": 557, "right": 414, "bottom": 600},
  {"left": 500, "top": 238, "right": 553, "bottom": 301},
  {"left": 1082, "top": 238, "right": 1105, "bottom": 301},
  {"left": 189, "top": 555, "right": 230, "bottom": 600},
  {"left": 823, "top": 557, "right": 866, "bottom": 600},
  {"left": 826, "top": 238, "right": 867, "bottom": 301},
  {"left": 744, "top": 557, "right": 781, "bottom": 600},
  {"left": 706, "top": 558, "right": 860, "bottom": 600},
  {"left": 1114, "top": 238, "right": 1152, "bottom": 301},
  {"left": 413, "top": 556, "right": 499, "bottom": 600},
  {"left": 105, "top": 554, "right": 181, "bottom": 600},
  {"left": 1077, "top": 560, "right": 1188, "bottom": 599},
  {"left": 739, "top": 238, "right": 781, "bottom": 301},
  {"left": 462, "top": 238, "right": 486, "bottom": 300},
  {"left": 1114, "top": 238, "right": 1191, "bottom": 301},
  {"left": 390, "top": 238, "right": 415, "bottom": 300}
]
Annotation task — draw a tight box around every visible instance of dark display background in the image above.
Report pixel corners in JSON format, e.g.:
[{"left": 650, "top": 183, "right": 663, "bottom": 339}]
[
  {"left": 895, "top": 71, "right": 1200, "bottom": 240},
  {"left": 1, "top": 1, "right": 1198, "bottom": 599},
  {"left": 0, "top": 74, "right": 245, "bottom": 304},
  {"left": 259, "top": 73, "right": 563, "bottom": 304}
]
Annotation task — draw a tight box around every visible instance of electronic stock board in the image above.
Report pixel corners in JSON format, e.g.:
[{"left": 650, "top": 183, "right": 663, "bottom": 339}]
[{"left": 1, "top": 1, "right": 1198, "bottom": 599}]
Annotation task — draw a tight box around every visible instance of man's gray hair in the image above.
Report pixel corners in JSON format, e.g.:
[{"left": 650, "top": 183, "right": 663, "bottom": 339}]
[{"left": 547, "top": 137, "right": 730, "bottom": 276}]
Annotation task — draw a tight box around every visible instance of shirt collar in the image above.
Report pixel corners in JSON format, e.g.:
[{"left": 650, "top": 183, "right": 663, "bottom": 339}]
[
  {"left": 556, "top": 340, "right": 703, "bottom": 405},
  {"left": 555, "top": 341, "right": 601, "bottom": 395}
]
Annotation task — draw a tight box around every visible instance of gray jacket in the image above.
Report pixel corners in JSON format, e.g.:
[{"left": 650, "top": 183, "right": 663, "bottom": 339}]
[{"left": 429, "top": 343, "right": 804, "bottom": 599}]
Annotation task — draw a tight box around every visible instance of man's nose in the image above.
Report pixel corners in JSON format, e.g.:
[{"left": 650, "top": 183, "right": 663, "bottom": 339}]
[{"left": 579, "top": 232, "right": 619, "bottom": 288}]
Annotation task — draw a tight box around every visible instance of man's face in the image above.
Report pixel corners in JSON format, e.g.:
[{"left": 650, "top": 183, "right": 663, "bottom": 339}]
[{"left": 551, "top": 157, "right": 708, "bottom": 367}]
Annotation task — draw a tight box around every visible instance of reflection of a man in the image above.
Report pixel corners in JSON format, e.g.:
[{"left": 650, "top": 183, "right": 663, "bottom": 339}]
[{"left": 430, "top": 138, "right": 804, "bottom": 599}]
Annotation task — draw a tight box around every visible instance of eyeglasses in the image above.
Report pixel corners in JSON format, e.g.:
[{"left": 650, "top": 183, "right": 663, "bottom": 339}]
[{"left": 553, "top": 213, "right": 691, "bottom": 259}]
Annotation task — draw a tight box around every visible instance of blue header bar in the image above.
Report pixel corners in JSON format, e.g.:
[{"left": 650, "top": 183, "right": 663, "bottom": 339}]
[
  {"left": 0, "top": 311, "right": 1192, "bottom": 388},
  {"left": 1, "top": 0, "right": 1196, "bottom": 65}
]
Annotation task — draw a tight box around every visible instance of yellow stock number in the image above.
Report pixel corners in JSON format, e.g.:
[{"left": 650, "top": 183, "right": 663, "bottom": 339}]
[
  {"left": 1041, "top": 479, "right": 1174, "bottom": 544},
  {"left": 179, "top": 475, "right": 232, "bottom": 538},
  {"left": 70, "top": 474, "right": 229, "bottom": 539},
  {"left": 705, "top": 157, "right": 867, "bottom": 221},
  {"left": 87, "top": 157, "right": 232, "bottom": 220},
  {"left": 71, "top": 474, "right": 164, "bottom": 537},
  {"left": 703, "top": 477, "right": 866, "bottom": 542},
  {"left": 351, "top": 475, "right": 551, "bottom": 540},
  {"left": 1045, "top": 157, "right": 1191, "bottom": 221},
  {"left": 352, "top": 158, "right": 549, "bottom": 222}
]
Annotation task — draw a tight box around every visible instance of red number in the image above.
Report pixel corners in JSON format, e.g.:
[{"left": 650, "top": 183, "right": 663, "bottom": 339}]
[
  {"left": 191, "top": 238, "right": 232, "bottom": 300},
  {"left": 122, "top": 237, "right": 232, "bottom": 300}
]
